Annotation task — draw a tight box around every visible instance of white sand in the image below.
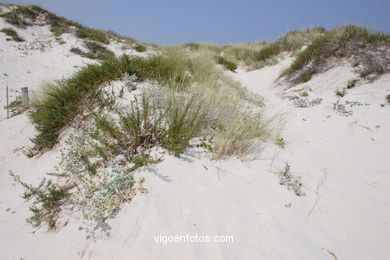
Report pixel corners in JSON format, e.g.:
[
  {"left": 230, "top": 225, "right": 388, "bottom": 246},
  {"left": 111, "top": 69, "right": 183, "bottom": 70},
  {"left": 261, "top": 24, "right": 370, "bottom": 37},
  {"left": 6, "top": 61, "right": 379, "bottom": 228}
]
[{"left": 1, "top": 17, "right": 390, "bottom": 259}]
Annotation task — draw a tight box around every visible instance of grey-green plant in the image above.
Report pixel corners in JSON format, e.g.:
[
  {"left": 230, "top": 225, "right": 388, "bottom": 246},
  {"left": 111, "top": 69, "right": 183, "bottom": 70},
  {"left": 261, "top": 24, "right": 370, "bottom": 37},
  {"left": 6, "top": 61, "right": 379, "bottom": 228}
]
[
  {"left": 293, "top": 98, "right": 323, "bottom": 108},
  {"left": 279, "top": 163, "right": 305, "bottom": 196}
]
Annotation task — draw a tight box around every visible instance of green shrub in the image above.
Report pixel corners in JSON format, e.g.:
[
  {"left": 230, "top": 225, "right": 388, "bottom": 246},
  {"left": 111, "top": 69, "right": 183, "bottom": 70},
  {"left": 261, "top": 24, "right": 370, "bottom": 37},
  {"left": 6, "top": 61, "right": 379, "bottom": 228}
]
[
  {"left": 216, "top": 56, "right": 237, "bottom": 71},
  {"left": 386, "top": 94, "right": 390, "bottom": 104},
  {"left": 0, "top": 28, "right": 25, "bottom": 42}
]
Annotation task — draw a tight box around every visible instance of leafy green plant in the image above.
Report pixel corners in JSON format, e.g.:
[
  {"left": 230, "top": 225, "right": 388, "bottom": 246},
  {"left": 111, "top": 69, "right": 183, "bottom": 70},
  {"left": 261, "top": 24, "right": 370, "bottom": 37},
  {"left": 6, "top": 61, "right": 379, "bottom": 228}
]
[{"left": 279, "top": 163, "right": 305, "bottom": 196}]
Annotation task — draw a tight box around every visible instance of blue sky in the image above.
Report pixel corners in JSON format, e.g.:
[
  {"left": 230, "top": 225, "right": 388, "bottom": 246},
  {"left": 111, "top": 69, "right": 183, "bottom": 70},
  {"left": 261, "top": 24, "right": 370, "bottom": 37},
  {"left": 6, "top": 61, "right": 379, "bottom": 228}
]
[{"left": 3, "top": 0, "right": 390, "bottom": 45}]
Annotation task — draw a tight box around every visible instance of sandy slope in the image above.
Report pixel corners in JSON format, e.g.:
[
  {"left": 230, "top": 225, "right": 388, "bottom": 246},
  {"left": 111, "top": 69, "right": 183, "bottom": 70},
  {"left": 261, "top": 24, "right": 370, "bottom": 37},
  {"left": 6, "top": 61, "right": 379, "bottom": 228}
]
[{"left": 0, "top": 39, "right": 390, "bottom": 259}]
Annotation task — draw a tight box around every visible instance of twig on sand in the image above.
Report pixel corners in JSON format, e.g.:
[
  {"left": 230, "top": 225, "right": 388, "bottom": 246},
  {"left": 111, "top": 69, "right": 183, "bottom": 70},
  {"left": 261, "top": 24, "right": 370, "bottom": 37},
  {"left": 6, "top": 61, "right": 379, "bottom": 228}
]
[
  {"left": 322, "top": 248, "right": 338, "bottom": 260},
  {"left": 350, "top": 120, "right": 371, "bottom": 130},
  {"left": 307, "top": 168, "right": 327, "bottom": 218}
]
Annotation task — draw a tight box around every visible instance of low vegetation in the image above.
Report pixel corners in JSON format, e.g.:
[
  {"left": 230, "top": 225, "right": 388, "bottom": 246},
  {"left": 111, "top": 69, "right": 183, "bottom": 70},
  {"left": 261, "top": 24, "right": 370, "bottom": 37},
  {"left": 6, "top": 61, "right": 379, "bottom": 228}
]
[
  {"left": 76, "top": 27, "right": 110, "bottom": 44},
  {"left": 335, "top": 89, "right": 346, "bottom": 97},
  {"left": 293, "top": 97, "right": 323, "bottom": 108},
  {"left": 30, "top": 48, "right": 274, "bottom": 156},
  {"left": 70, "top": 41, "right": 115, "bottom": 60},
  {"left": 0, "top": 5, "right": 110, "bottom": 43},
  {"left": 179, "top": 28, "right": 325, "bottom": 71},
  {"left": 216, "top": 56, "right": 237, "bottom": 71},
  {"left": 275, "top": 137, "right": 285, "bottom": 148},
  {"left": 135, "top": 44, "right": 147, "bottom": 52},
  {"left": 21, "top": 45, "right": 280, "bottom": 231},
  {"left": 331, "top": 100, "right": 369, "bottom": 116},
  {"left": 346, "top": 79, "right": 359, "bottom": 89},
  {"left": 0, "top": 27, "right": 24, "bottom": 42},
  {"left": 279, "top": 163, "right": 305, "bottom": 196},
  {"left": 285, "top": 25, "right": 390, "bottom": 83}
]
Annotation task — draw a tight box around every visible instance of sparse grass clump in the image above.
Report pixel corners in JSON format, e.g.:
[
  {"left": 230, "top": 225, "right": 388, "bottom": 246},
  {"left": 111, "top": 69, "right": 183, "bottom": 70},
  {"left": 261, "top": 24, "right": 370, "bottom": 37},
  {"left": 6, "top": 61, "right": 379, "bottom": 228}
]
[
  {"left": 76, "top": 27, "right": 110, "bottom": 44},
  {"left": 248, "top": 27, "right": 326, "bottom": 69},
  {"left": 347, "top": 79, "right": 358, "bottom": 89},
  {"left": 212, "top": 111, "right": 272, "bottom": 158},
  {"left": 301, "top": 73, "right": 312, "bottom": 83},
  {"left": 286, "top": 25, "right": 390, "bottom": 82},
  {"left": 386, "top": 94, "right": 390, "bottom": 104},
  {"left": 0, "top": 5, "right": 39, "bottom": 27},
  {"left": 71, "top": 41, "right": 115, "bottom": 60},
  {"left": 275, "top": 137, "right": 285, "bottom": 148},
  {"left": 5, "top": 97, "right": 27, "bottom": 117},
  {"left": 335, "top": 89, "right": 346, "bottom": 97},
  {"left": 157, "top": 94, "right": 205, "bottom": 155},
  {"left": 1, "top": 5, "right": 111, "bottom": 44},
  {"left": 216, "top": 56, "right": 237, "bottom": 71},
  {"left": 135, "top": 45, "right": 147, "bottom": 52},
  {"left": 0, "top": 28, "right": 24, "bottom": 42},
  {"left": 183, "top": 42, "right": 200, "bottom": 50},
  {"left": 300, "top": 91, "right": 309, "bottom": 97},
  {"left": 213, "top": 27, "right": 325, "bottom": 70},
  {"left": 29, "top": 57, "right": 128, "bottom": 149}
]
